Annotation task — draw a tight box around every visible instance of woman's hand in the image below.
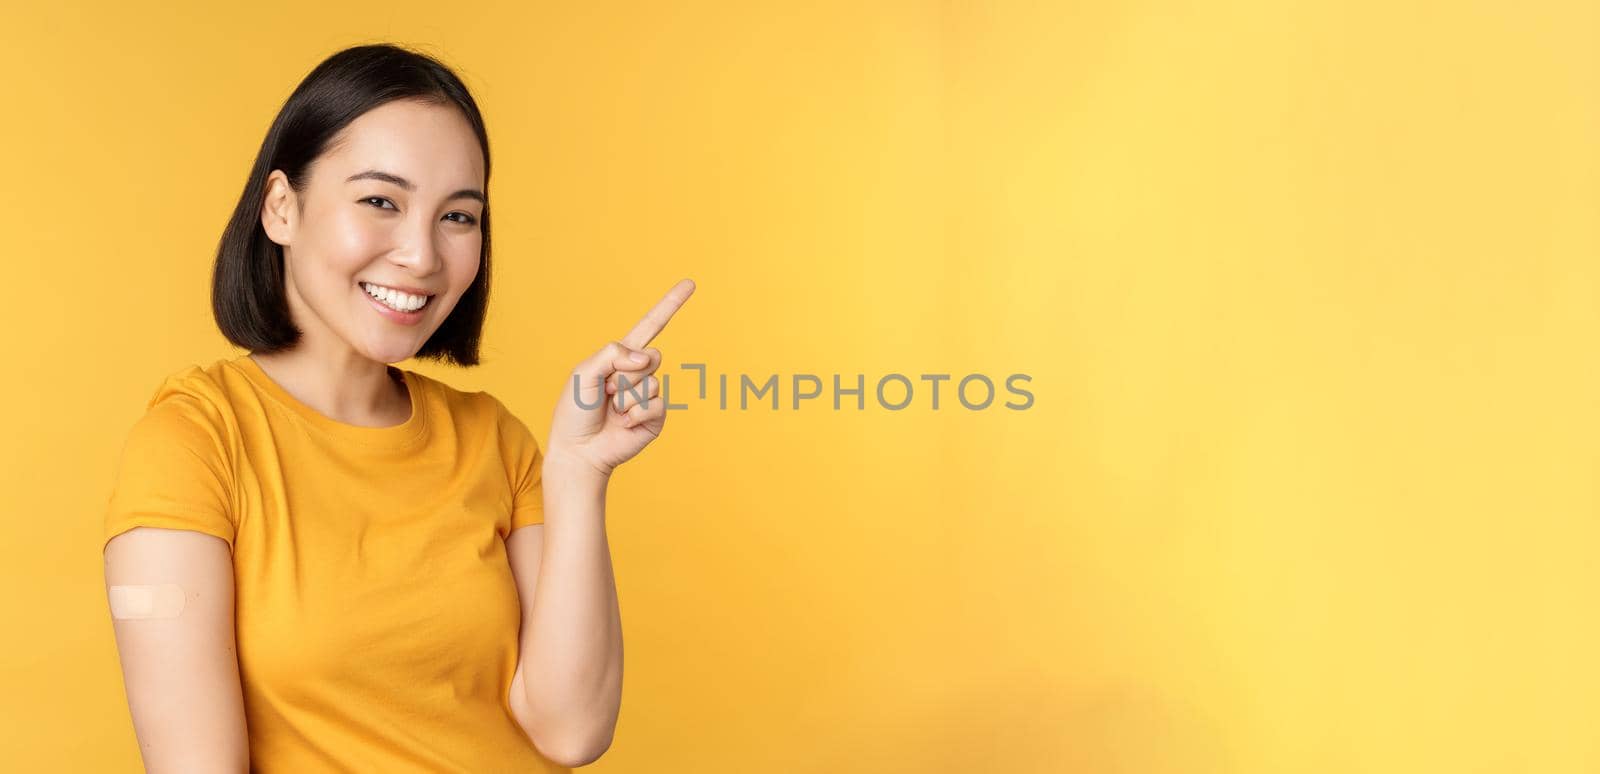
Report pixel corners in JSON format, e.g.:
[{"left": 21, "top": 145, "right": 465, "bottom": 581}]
[{"left": 546, "top": 279, "right": 696, "bottom": 480}]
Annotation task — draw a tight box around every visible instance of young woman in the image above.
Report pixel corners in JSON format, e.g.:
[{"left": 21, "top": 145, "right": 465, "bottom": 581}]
[{"left": 100, "top": 43, "right": 692, "bottom": 772}]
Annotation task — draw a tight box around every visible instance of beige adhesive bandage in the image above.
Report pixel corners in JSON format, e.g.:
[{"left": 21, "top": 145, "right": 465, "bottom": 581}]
[{"left": 109, "top": 584, "right": 187, "bottom": 620}]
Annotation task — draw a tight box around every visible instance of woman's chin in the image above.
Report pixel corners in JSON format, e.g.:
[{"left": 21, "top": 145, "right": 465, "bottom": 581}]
[{"left": 351, "top": 330, "right": 425, "bottom": 366}]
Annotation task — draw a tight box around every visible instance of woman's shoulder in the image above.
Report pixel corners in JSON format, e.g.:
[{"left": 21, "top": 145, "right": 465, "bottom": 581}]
[
  {"left": 404, "top": 369, "right": 522, "bottom": 429},
  {"left": 132, "top": 357, "right": 240, "bottom": 421},
  {"left": 109, "top": 359, "right": 252, "bottom": 461},
  {"left": 115, "top": 359, "right": 242, "bottom": 477},
  {"left": 406, "top": 372, "right": 542, "bottom": 463}
]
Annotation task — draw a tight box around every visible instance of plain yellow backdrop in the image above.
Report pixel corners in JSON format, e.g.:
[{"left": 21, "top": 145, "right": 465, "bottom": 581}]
[{"left": 1, "top": 1, "right": 1595, "bottom": 771}]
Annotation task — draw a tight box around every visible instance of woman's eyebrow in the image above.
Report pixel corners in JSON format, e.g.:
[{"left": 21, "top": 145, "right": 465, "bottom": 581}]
[{"left": 345, "top": 169, "right": 485, "bottom": 204}]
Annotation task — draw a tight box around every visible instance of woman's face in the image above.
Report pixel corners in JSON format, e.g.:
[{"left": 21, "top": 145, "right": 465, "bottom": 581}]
[{"left": 260, "top": 98, "right": 486, "bottom": 365}]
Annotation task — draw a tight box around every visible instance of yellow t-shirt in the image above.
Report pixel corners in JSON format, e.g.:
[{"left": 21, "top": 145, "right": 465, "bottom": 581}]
[{"left": 103, "top": 354, "right": 570, "bottom": 773}]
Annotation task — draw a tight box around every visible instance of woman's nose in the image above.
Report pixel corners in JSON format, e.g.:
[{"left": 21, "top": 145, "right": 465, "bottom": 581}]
[{"left": 389, "top": 216, "right": 444, "bottom": 273}]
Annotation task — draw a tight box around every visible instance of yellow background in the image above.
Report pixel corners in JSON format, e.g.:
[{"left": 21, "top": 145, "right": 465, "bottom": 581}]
[{"left": 1, "top": 1, "right": 1595, "bottom": 771}]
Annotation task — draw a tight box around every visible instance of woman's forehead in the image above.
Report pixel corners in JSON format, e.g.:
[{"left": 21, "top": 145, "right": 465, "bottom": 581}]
[{"left": 321, "top": 101, "right": 484, "bottom": 188}]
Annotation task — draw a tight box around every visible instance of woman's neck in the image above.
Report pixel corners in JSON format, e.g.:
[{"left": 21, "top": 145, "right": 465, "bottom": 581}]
[{"left": 246, "top": 350, "right": 411, "bottom": 428}]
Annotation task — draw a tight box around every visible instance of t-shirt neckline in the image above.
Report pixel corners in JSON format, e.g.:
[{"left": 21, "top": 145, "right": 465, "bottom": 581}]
[{"left": 228, "top": 354, "right": 430, "bottom": 450}]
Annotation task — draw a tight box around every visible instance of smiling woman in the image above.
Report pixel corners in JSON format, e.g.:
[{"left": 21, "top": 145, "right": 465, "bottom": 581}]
[
  {"left": 97, "top": 43, "right": 660, "bottom": 773},
  {"left": 243, "top": 95, "right": 490, "bottom": 368}
]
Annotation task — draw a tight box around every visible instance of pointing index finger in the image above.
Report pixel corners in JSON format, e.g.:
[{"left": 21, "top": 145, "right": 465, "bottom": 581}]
[{"left": 621, "top": 278, "right": 696, "bottom": 350}]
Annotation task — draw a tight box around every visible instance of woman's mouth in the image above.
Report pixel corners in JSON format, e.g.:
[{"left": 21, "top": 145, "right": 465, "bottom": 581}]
[{"left": 360, "top": 281, "right": 434, "bottom": 323}]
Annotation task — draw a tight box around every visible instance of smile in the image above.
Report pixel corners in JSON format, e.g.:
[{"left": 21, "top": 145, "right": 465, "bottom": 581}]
[{"left": 360, "top": 281, "right": 434, "bottom": 313}]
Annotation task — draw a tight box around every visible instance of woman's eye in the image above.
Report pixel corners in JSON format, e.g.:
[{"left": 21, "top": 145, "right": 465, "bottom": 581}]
[{"left": 360, "top": 197, "right": 475, "bottom": 226}]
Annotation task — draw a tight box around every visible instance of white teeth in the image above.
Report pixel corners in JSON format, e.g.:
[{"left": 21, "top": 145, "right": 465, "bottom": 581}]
[{"left": 362, "top": 282, "right": 429, "bottom": 312}]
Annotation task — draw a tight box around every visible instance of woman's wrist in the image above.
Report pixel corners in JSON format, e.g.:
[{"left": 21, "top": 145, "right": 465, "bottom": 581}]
[{"left": 543, "top": 446, "right": 612, "bottom": 492}]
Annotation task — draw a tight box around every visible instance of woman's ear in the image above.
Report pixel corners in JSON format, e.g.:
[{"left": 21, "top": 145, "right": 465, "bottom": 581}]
[{"left": 260, "top": 170, "right": 297, "bottom": 247}]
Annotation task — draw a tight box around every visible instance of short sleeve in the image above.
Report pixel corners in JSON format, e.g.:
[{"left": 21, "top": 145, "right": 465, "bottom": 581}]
[
  {"left": 499, "top": 400, "right": 546, "bottom": 531},
  {"left": 103, "top": 392, "right": 237, "bottom": 553}
]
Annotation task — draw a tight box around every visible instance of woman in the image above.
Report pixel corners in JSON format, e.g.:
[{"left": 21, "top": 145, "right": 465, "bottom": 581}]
[{"left": 100, "top": 43, "right": 692, "bottom": 772}]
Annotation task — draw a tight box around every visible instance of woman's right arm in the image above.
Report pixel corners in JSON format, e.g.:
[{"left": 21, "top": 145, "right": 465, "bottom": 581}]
[{"left": 104, "top": 527, "right": 249, "bottom": 772}]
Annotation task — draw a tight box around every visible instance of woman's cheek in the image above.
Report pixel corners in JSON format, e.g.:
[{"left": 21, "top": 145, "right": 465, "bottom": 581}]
[
  {"left": 319, "top": 209, "right": 379, "bottom": 262},
  {"left": 452, "top": 247, "right": 481, "bottom": 288},
  {"left": 354, "top": 223, "right": 391, "bottom": 262}
]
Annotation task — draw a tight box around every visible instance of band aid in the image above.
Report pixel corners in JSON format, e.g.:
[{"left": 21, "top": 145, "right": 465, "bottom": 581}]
[{"left": 109, "top": 584, "right": 187, "bottom": 620}]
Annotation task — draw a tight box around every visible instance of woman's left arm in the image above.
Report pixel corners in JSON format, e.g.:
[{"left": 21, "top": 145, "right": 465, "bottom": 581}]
[
  {"left": 506, "top": 461, "right": 621, "bottom": 768},
  {"left": 506, "top": 280, "right": 694, "bottom": 767}
]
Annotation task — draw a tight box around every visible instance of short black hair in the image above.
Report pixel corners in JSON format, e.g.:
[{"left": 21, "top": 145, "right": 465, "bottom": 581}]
[{"left": 212, "top": 43, "right": 493, "bottom": 367}]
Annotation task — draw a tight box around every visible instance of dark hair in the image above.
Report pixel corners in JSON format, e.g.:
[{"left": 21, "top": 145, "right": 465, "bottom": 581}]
[{"left": 212, "top": 43, "right": 492, "bottom": 367}]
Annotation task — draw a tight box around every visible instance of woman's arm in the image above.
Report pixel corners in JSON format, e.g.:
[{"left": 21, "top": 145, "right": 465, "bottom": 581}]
[
  {"left": 505, "top": 459, "right": 622, "bottom": 768},
  {"left": 104, "top": 527, "right": 249, "bottom": 772},
  {"left": 506, "top": 279, "right": 692, "bottom": 765}
]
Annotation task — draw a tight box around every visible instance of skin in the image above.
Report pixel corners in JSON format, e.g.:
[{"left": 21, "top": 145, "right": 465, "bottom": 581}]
[
  {"left": 251, "top": 97, "right": 489, "bottom": 424},
  {"left": 509, "top": 279, "right": 694, "bottom": 766},
  {"left": 103, "top": 96, "right": 693, "bottom": 770}
]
